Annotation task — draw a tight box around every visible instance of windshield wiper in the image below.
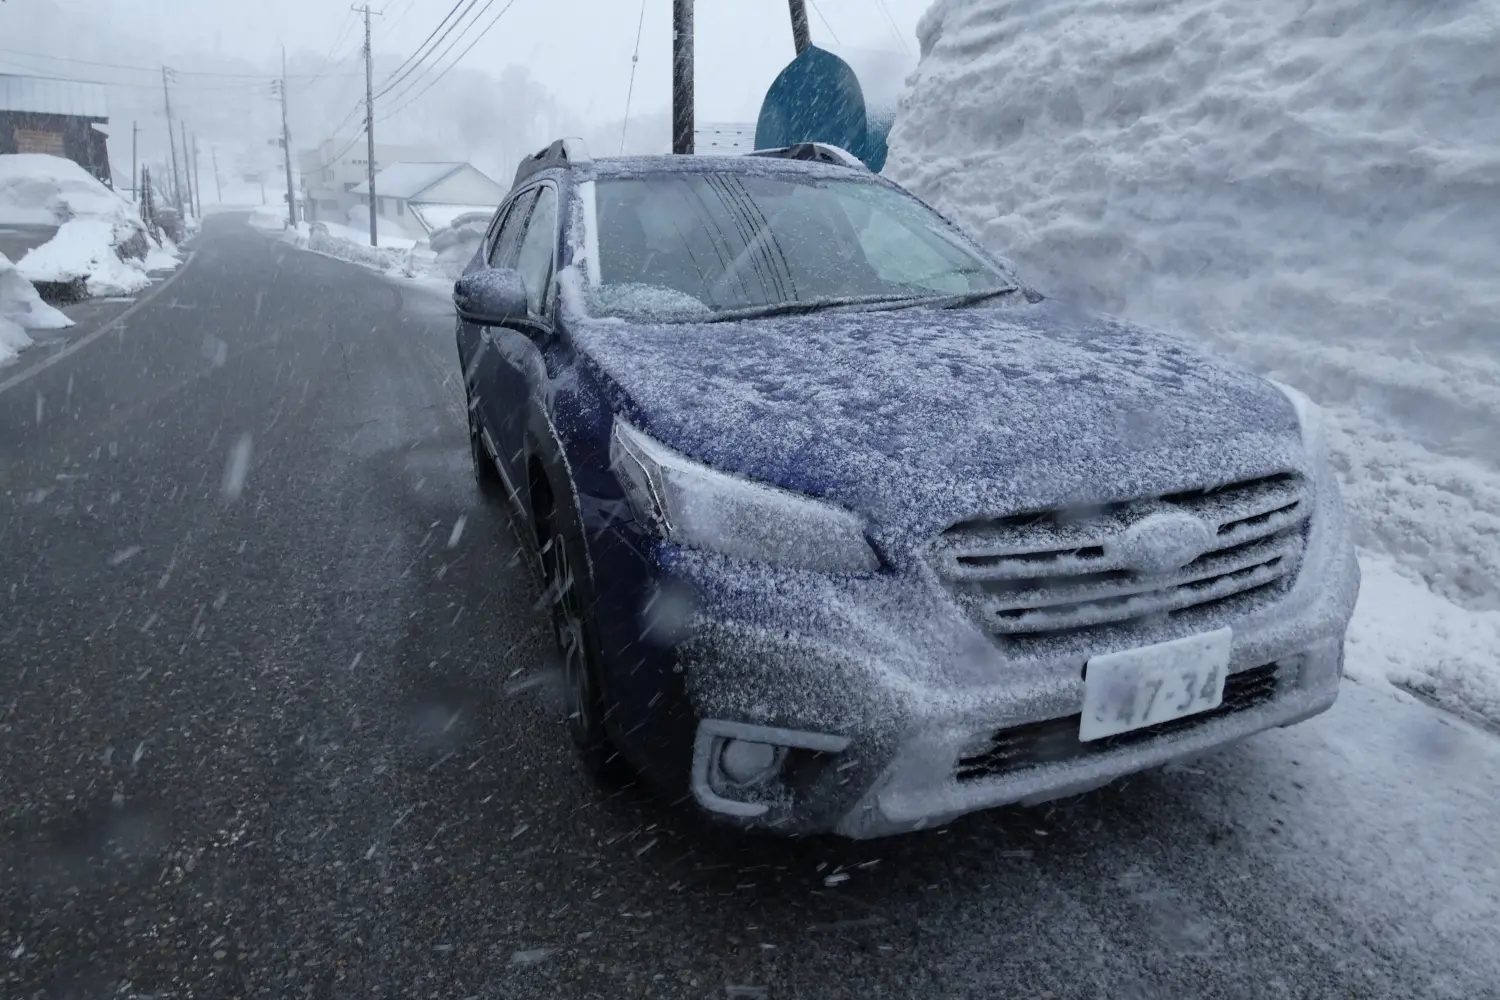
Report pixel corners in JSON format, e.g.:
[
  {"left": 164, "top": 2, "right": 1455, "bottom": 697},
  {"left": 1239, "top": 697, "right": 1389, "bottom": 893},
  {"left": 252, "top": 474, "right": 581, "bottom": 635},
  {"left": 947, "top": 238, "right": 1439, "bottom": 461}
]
[
  {"left": 703, "top": 294, "right": 926, "bottom": 323},
  {"left": 935, "top": 286, "right": 1022, "bottom": 309}
]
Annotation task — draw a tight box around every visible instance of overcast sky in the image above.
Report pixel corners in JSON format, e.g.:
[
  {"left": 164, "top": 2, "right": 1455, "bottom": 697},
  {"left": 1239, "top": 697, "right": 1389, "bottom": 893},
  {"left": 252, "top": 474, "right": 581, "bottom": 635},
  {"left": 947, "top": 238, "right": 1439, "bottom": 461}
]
[{"left": 4, "top": 0, "right": 934, "bottom": 122}]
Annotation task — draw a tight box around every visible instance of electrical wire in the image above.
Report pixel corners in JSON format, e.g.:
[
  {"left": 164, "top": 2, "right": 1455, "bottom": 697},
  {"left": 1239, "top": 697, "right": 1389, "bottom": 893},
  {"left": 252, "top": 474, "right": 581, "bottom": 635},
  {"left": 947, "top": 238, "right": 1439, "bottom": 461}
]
[
  {"left": 0, "top": 60, "right": 277, "bottom": 93},
  {"left": 371, "top": 0, "right": 478, "bottom": 98},
  {"left": 871, "top": 0, "right": 912, "bottom": 55},
  {"left": 808, "top": 0, "right": 842, "bottom": 44},
  {"left": 377, "top": 0, "right": 522, "bottom": 121},
  {"left": 619, "top": 0, "right": 649, "bottom": 153},
  {"left": 374, "top": 0, "right": 491, "bottom": 102},
  {"left": 0, "top": 46, "right": 358, "bottom": 80}
]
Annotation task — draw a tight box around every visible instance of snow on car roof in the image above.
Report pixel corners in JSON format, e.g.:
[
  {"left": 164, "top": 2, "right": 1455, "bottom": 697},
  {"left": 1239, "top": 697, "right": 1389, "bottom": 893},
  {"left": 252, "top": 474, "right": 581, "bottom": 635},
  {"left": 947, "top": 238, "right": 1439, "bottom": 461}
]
[{"left": 588, "top": 155, "right": 871, "bottom": 182}]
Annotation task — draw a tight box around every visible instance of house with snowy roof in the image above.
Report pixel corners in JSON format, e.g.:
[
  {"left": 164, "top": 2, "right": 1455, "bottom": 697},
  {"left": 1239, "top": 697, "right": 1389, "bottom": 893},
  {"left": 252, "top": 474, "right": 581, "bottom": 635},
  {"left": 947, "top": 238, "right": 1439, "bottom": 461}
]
[
  {"left": 0, "top": 74, "right": 112, "bottom": 186},
  {"left": 350, "top": 161, "right": 504, "bottom": 237}
]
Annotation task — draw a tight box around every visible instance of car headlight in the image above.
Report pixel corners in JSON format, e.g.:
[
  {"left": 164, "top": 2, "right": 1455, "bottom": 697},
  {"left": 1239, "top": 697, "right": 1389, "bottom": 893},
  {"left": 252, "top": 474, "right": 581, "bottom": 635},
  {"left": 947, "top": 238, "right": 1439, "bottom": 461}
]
[
  {"left": 609, "top": 418, "right": 880, "bottom": 573},
  {"left": 1270, "top": 380, "right": 1328, "bottom": 465}
]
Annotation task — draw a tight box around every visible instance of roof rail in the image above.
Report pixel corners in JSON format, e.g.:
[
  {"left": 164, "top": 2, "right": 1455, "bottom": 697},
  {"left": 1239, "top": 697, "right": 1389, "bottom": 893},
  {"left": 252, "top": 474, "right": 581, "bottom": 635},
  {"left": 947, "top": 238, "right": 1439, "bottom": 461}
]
[
  {"left": 512, "top": 136, "right": 592, "bottom": 189},
  {"left": 746, "top": 142, "right": 867, "bottom": 170}
]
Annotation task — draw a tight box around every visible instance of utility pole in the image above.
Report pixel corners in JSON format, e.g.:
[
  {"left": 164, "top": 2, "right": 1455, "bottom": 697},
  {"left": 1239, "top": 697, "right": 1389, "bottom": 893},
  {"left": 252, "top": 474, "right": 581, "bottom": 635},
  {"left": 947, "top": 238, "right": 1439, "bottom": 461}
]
[
  {"left": 279, "top": 48, "right": 297, "bottom": 228},
  {"left": 130, "top": 121, "right": 138, "bottom": 203},
  {"left": 179, "top": 120, "right": 195, "bottom": 219},
  {"left": 212, "top": 146, "right": 223, "bottom": 203},
  {"left": 161, "top": 67, "right": 184, "bottom": 213},
  {"left": 355, "top": 4, "right": 380, "bottom": 246},
  {"left": 191, "top": 132, "right": 204, "bottom": 215},
  {"left": 788, "top": 0, "right": 811, "bottom": 53},
  {"left": 672, "top": 0, "right": 694, "bottom": 154}
]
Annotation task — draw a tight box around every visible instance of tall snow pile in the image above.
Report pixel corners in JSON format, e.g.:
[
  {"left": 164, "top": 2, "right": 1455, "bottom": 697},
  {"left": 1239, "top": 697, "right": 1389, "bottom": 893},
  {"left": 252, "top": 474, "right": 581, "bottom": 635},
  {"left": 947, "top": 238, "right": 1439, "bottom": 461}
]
[
  {"left": 0, "top": 251, "right": 72, "bottom": 364},
  {"left": 888, "top": 0, "right": 1500, "bottom": 725},
  {"left": 428, "top": 211, "right": 490, "bottom": 279},
  {"left": 0, "top": 154, "right": 179, "bottom": 297}
]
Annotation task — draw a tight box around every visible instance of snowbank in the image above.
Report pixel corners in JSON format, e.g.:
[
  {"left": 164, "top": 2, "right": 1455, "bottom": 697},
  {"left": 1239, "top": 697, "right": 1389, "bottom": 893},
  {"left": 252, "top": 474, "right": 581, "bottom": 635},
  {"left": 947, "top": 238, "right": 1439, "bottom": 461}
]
[
  {"left": 0, "top": 153, "right": 139, "bottom": 228},
  {"left": 888, "top": 0, "right": 1500, "bottom": 718},
  {"left": 1348, "top": 553, "right": 1500, "bottom": 732},
  {"left": 0, "top": 154, "right": 179, "bottom": 298},
  {"left": 281, "top": 221, "right": 437, "bottom": 282},
  {"left": 0, "top": 250, "right": 71, "bottom": 364},
  {"left": 19, "top": 218, "right": 151, "bottom": 296},
  {"left": 427, "top": 212, "right": 489, "bottom": 280}
]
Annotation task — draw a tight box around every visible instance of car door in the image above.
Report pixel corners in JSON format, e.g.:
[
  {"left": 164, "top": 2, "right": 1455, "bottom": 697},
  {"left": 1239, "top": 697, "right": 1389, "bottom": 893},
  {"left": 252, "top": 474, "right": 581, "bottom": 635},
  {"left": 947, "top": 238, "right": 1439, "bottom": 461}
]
[
  {"left": 467, "top": 188, "right": 537, "bottom": 492},
  {"left": 481, "top": 184, "right": 558, "bottom": 494}
]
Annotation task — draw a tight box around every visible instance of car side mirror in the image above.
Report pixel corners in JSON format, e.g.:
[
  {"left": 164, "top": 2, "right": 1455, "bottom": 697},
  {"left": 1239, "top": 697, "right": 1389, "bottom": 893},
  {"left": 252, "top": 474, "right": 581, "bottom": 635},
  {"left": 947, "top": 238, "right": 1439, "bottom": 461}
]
[{"left": 454, "top": 267, "right": 528, "bottom": 325}]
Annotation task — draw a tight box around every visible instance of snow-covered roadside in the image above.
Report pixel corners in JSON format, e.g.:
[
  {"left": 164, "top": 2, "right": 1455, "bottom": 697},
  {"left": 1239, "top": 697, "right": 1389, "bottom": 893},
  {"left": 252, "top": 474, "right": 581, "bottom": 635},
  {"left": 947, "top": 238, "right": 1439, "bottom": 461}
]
[
  {"left": 1349, "top": 553, "right": 1500, "bottom": 733},
  {"left": 260, "top": 218, "right": 453, "bottom": 294},
  {"left": 0, "top": 250, "right": 72, "bottom": 364},
  {"left": 888, "top": 0, "right": 1500, "bottom": 729},
  {"left": 0, "top": 154, "right": 181, "bottom": 303}
]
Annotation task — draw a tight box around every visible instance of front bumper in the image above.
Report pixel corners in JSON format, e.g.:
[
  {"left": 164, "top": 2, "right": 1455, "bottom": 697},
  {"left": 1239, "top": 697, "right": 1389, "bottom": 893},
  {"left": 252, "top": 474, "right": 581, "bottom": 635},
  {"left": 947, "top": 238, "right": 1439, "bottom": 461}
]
[{"left": 664, "top": 498, "right": 1360, "bottom": 839}]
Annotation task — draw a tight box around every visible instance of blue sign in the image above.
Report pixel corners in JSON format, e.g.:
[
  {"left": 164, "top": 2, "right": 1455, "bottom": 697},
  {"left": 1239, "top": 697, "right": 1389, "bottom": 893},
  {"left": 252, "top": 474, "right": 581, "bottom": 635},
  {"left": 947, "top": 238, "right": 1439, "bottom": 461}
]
[{"left": 755, "top": 45, "right": 890, "bottom": 172}]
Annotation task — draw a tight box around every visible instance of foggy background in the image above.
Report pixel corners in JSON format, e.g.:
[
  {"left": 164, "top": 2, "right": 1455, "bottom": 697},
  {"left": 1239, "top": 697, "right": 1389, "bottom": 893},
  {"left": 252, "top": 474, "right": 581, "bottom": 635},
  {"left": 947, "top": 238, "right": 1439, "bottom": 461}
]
[{"left": 0, "top": 0, "right": 926, "bottom": 197}]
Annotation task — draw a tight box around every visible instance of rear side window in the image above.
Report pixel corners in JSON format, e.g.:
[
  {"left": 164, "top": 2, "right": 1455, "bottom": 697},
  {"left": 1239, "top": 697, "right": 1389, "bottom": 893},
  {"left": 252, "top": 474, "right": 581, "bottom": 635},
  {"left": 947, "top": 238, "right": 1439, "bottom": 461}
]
[
  {"left": 514, "top": 187, "right": 558, "bottom": 316},
  {"left": 487, "top": 190, "right": 537, "bottom": 268}
]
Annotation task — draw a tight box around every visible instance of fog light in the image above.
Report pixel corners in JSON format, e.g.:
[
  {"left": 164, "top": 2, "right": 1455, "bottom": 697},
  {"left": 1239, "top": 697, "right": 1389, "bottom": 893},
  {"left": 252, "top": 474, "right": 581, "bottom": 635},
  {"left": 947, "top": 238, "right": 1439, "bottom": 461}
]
[{"left": 718, "top": 739, "right": 781, "bottom": 785}]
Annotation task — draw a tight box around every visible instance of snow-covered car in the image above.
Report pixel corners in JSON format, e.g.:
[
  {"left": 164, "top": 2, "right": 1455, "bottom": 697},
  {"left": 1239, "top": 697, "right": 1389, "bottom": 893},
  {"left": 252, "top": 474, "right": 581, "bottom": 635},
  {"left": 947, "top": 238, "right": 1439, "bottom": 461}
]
[{"left": 453, "top": 139, "right": 1359, "bottom": 838}]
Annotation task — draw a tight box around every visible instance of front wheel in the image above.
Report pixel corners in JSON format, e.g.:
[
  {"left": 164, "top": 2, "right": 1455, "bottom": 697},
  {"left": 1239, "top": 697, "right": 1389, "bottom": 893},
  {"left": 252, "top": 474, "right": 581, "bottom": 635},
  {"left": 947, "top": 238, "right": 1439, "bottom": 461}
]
[
  {"left": 467, "top": 400, "right": 505, "bottom": 503},
  {"left": 533, "top": 480, "right": 631, "bottom": 784}
]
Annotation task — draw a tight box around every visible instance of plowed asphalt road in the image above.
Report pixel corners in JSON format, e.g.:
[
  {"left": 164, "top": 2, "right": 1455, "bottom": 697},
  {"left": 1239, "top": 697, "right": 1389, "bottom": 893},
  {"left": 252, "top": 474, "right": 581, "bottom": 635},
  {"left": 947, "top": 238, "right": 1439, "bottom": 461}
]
[{"left": 3, "top": 216, "right": 1498, "bottom": 999}]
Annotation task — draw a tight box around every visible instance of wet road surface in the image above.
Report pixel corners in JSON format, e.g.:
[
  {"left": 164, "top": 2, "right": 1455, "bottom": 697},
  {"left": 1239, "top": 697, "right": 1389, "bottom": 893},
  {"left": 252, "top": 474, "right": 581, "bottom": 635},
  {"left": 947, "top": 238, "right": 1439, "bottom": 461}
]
[{"left": 3, "top": 216, "right": 1498, "bottom": 999}]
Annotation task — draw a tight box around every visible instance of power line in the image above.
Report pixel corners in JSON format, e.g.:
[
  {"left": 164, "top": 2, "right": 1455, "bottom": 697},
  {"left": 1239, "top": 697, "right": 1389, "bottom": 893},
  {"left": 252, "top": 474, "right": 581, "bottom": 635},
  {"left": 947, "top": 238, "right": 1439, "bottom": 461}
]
[
  {"left": 0, "top": 46, "right": 359, "bottom": 80},
  {"left": 374, "top": 0, "right": 487, "bottom": 101},
  {"left": 870, "top": 0, "right": 911, "bottom": 55},
  {"left": 620, "top": 0, "right": 649, "bottom": 153},
  {"left": 378, "top": 0, "right": 521, "bottom": 121},
  {"left": 370, "top": 0, "right": 475, "bottom": 98},
  {"left": 0, "top": 61, "right": 276, "bottom": 94},
  {"left": 808, "top": 0, "right": 841, "bottom": 44}
]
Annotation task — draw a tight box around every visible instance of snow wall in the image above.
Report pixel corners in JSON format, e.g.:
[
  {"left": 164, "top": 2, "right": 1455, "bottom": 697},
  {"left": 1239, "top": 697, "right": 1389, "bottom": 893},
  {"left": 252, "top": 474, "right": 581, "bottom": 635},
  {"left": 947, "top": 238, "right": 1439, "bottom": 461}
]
[{"left": 887, "top": 0, "right": 1500, "bottom": 611}]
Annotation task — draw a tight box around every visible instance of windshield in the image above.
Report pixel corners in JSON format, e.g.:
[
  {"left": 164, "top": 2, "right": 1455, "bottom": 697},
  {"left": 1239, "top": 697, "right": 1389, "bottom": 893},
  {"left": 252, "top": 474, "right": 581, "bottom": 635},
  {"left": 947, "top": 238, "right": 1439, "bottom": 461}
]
[{"left": 587, "top": 171, "right": 1010, "bottom": 319}]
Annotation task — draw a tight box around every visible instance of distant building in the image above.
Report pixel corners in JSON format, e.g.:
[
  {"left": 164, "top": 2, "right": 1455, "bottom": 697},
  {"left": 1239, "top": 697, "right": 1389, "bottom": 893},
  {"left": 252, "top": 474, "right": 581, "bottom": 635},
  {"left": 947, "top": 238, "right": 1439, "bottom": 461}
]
[
  {"left": 297, "top": 139, "right": 435, "bottom": 225},
  {"left": 695, "top": 122, "right": 758, "bottom": 155},
  {"left": 0, "top": 74, "right": 112, "bottom": 185},
  {"left": 351, "top": 161, "right": 504, "bottom": 235}
]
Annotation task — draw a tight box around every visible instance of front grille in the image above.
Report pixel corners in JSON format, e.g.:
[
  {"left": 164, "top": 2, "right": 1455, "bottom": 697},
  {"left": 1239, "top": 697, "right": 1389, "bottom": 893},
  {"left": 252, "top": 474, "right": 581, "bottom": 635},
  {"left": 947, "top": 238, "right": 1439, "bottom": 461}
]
[
  {"left": 955, "top": 660, "right": 1290, "bottom": 782},
  {"left": 930, "top": 473, "right": 1310, "bottom": 641}
]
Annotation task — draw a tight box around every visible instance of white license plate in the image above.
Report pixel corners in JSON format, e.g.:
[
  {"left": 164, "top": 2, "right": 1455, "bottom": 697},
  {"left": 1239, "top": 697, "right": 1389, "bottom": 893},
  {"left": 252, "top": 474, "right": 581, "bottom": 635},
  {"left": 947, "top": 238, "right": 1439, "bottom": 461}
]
[{"left": 1079, "top": 628, "right": 1232, "bottom": 742}]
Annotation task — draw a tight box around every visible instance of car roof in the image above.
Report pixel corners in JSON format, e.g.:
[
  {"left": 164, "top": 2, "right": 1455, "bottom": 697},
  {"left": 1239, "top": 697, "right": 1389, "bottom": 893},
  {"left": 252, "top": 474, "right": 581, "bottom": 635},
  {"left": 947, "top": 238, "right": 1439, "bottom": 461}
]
[{"left": 510, "top": 141, "right": 877, "bottom": 193}]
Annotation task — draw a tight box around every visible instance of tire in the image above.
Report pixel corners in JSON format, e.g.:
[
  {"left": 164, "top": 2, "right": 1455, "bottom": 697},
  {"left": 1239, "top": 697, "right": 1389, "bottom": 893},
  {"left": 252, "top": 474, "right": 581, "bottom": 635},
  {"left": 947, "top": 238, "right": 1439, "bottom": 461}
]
[
  {"left": 467, "top": 400, "right": 506, "bottom": 503},
  {"left": 531, "top": 477, "right": 633, "bottom": 785}
]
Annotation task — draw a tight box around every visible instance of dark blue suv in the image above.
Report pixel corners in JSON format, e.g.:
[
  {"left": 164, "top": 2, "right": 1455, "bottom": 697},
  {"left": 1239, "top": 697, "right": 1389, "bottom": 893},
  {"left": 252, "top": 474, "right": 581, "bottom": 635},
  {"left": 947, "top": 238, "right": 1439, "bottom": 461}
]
[{"left": 453, "top": 139, "right": 1357, "bottom": 838}]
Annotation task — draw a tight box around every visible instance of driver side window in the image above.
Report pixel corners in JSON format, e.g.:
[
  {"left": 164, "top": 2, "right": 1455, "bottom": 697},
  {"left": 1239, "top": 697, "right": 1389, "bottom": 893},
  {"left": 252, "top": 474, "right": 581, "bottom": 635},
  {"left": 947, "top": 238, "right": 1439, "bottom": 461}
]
[
  {"left": 514, "top": 186, "right": 558, "bottom": 317},
  {"left": 488, "top": 190, "right": 536, "bottom": 269}
]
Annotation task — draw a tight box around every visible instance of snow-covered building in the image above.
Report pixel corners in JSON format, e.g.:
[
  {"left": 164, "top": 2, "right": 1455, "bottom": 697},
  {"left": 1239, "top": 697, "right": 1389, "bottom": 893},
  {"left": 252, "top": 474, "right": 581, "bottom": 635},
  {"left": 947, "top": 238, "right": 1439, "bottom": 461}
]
[
  {"left": 350, "top": 161, "right": 504, "bottom": 236},
  {"left": 0, "top": 74, "right": 111, "bottom": 186},
  {"left": 297, "top": 139, "right": 434, "bottom": 225},
  {"left": 695, "top": 123, "right": 757, "bottom": 155}
]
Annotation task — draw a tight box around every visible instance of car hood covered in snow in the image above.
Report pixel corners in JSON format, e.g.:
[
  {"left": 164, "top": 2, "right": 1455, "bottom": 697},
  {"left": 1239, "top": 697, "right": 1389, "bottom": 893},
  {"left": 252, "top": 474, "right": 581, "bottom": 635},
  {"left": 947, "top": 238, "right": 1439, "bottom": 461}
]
[{"left": 568, "top": 299, "right": 1305, "bottom": 557}]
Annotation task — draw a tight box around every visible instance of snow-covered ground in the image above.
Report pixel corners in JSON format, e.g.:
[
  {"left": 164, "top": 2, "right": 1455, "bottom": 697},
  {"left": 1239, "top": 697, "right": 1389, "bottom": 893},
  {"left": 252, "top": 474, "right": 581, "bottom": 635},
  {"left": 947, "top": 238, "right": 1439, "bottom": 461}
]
[
  {"left": 0, "top": 250, "right": 72, "bottom": 364},
  {"left": 888, "top": 0, "right": 1500, "bottom": 730},
  {"left": 0, "top": 154, "right": 181, "bottom": 304}
]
